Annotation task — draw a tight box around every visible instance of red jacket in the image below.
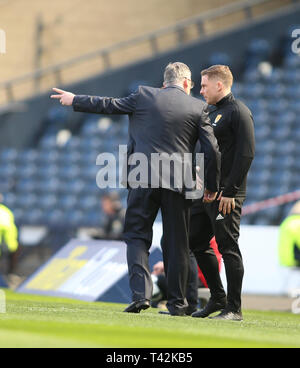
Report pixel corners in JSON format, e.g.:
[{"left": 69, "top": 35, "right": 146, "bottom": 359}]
[{"left": 198, "top": 237, "right": 222, "bottom": 288}]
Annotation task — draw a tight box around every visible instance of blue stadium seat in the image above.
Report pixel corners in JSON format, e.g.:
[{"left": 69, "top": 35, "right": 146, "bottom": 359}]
[
  {"left": 272, "top": 125, "right": 293, "bottom": 142},
  {"left": 36, "top": 178, "right": 61, "bottom": 194},
  {"left": 251, "top": 155, "right": 274, "bottom": 172},
  {"left": 255, "top": 125, "right": 271, "bottom": 141},
  {"left": 15, "top": 178, "right": 37, "bottom": 193},
  {"left": 15, "top": 164, "right": 37, "bottom": 179},
  {"left": 0, "top": 163, "right": 17, "bottom": 177},
  {"left": 81, "top": 120, "right": 98, "bottom": 136},
  {"left": 243, "top": 69, "right": 261, "bottom": 83},
  {"left": 37, "top": 149, "right": 60, "bottom": 166},
  {"left": 57, "top": 151, "right": 81, "bottom": 166},
  {"left": 253, "top": 206, "right": 280, "bottom": 225},
  {"left": 39, "top": 135, "right": 57, "bottom": 150},
  {"left": 65, "top": 209, "right": 85, "bottom": 227},
  {"left": 13, "top": 208, "right": 25, "bottom": 225},
  {"left": 17, "top": 194, "right": 38, "bottom": 210},
  {"left": 247, "top": 98, "right": 268, "bottom": 114},
  {"left": 254, "top": 184, "right": 270, "bottom": 201},
  {"left": 127, "top": 80, "right": 148, "bottom": 94},
  {"left": 36, "top": 165, "right": 59, "bottom": 180},
  {"left": 46, "top": 209, "right": 65, "bottom": 226},
  {"left": 83, "top": 211, "right": 102, "bottom": 227},
  {"left": 59, "top": 179, "right": 85, "bottom": 195},
  {"left": 267, "top": 68, "right": 283, "bottom": 83},
  {"left": 242, "top": 83, "right": 264, "bottom": 99},
  {"left": 245, "top": 39, "right": 272, "bottom": 70},
  {"left": 78, "top": 195, "right": 99, "bottom": 211},
  {"left": 26, "top": 209, "right": 45, "bottom": 225},
  {"left": 58, "top": 165, "right": 81, "bottom": 180},
  {"left": 263, "top": 83, "right": 285, "bottom": 99},
  {"left": 2, "top": 193, "right": 17, "bottom": 209},
  {"left": 0, "top": 148, "right": 18, "bottom": 163},
  {"left": 284, "top": 54, "right": 300, "bottom": 69},
  {"left": 81, "top": 165, "right": 98, "bottom": 180},
  {"left": 39, "top": 194, "right": 58, "bottom": 210},
  {"left": 17, "top": 149, "right": 38, "bottom": 164},
  {"left": 267, "top": 99, "right": 288, "bottom": 116},
  {"left": 209, "top": 52, "right": 231, "bottom": 66},
  {"left": 231, "top": 83, "right": 244, "bottom": 99},
  {"left": 57, "top": 194, "right": 77, "bottom": 211},
  {"left": 64, "top": 137, "right": 81, "bottom": 152},
  {"left": 85, "top": 181, "right": 101, "bottom": 196},
  {"left": 284, "top": 84, "right": 300, "bottom": 100},
  {"left": 46, "top": 106, "right": 68, "bottom": 124},
  {"left": 247, "top": 39, "right": 271, "bottom": 58}
]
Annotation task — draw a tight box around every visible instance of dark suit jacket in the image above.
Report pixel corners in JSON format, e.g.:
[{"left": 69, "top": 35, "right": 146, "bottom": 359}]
[{"left": 73, "top": 85, "right": 221, "bottom": 195}]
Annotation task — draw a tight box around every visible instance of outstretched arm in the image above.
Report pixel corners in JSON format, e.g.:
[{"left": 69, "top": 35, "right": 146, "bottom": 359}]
[{"left": 51, "top": 87, "right": 140, "bottom": 115}]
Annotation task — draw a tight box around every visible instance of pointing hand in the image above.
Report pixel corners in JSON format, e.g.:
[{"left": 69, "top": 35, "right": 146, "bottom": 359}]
[{"left": 50, "top": 88, "right": 75, "bottom": 106}]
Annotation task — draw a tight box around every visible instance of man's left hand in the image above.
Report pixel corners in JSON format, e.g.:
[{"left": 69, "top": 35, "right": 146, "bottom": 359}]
[{"left": 218, "top": 192, "right": 235, "bottom": 216}]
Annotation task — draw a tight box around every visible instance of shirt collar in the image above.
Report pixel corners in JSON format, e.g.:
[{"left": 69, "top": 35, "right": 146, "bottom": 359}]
[
  {"left": 216, "top": 92, "right": 234, "bottom": 107},
  {"left": 164, "top": 85, "right": 187, "bottom": 94}
]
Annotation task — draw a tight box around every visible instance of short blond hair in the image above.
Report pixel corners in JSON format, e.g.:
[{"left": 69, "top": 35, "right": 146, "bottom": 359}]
[{"left": 201, "top": 65, "right": 234, "bottom": 88}]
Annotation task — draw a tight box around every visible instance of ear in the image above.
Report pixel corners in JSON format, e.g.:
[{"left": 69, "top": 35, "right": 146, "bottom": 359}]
[
  {"left": 217, "top": 81, "right": 223, "bottom": 92},
  {"left": 183, "top": 79, "right": 189, "bottom": 89}
]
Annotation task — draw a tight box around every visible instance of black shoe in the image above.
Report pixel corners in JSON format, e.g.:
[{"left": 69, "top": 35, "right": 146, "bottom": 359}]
[
  {"left": 123, "top": 300, "right": 150, "bottom": 313},
  {"left": 185, "top": 306, "right": 198, "bottom": 316},
  {"left": 209, "top": 309, "right": 243, "bottom": 321},
  {"left": 192, "top": 298, "right": 227, "bottom": 318}
]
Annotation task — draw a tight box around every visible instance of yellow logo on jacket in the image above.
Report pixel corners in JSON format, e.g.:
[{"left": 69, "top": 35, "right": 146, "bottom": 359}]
[{"left": 214, "top": 114, "right": 223, "bottom": 124}]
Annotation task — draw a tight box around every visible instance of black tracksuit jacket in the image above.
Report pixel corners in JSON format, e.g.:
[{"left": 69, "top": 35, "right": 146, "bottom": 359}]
[{"left": 207, "top": 93, "right": 255, "bottom": 198}]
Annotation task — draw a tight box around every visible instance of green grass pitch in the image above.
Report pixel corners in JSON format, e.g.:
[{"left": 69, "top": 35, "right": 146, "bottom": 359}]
[{"left": 0, "top": 290, "right": 299, "bottom": 348}]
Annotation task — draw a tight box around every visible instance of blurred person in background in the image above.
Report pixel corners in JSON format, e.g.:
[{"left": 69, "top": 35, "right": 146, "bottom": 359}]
[
  {"left": 92, "top": 192, "right": 126, "bottom": 241},
  {"left": 0, "top": 194, "right": 19, "bottom": 278},
  {"left": 279, "top": 201, "right": 300, "bottom": 268}
]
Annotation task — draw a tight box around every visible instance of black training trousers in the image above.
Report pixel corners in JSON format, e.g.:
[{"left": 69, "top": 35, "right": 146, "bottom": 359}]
[{"left": 189, "top": 197, "right": 245, "bottom": 312}]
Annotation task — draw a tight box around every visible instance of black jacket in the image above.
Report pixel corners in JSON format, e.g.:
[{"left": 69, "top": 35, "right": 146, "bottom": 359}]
[
  {"left": 208, "top": 93, "right": 255, "bottom": 198},
  {"left": 73, "top": 85, "right": 221, "bottom": 195}
]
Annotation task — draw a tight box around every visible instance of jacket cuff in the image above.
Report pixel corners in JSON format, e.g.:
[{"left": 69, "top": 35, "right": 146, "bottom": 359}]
[
  {"left": 72, "top": 95, "right": 81, "bottom": 111},
  {"left": 222, "top": 187, "right": 238, "bottom": 198}
]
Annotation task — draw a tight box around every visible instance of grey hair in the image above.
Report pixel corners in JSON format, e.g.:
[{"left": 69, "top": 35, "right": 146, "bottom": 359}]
[{"left": 164, "top": 62, "right": 192, "bottom": 86}]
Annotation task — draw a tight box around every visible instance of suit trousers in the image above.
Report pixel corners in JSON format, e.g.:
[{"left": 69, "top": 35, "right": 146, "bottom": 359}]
[
  {"left": 189, "top": 197, "right": 245, "bottom": 312},
  {"left": 123, "top": 187, "right": 192, "bottom": 313}
]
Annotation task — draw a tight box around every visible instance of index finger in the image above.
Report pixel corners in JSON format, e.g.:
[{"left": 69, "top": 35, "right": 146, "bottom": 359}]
[
  {"left": 52, "top": 87, "right": 66, "bottom": 94},
  {"left": 219, "top": 199, "right": 224, "bottom": 213}
]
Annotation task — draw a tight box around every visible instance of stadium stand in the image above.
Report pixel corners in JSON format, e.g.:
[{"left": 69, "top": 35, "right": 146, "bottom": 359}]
[
  {"left": 1, "top": 32, "right": 300, "bottom": 229},
  {"left": 0, "top": 0, "right": 237, "bottom": 101},
  {"left": 0, "top": 0, "right": 294, "bottom": 103}
]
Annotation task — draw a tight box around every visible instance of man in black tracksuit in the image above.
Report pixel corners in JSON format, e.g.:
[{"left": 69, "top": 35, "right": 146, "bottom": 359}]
[{"left": 191, "top": 65, "right": 255, "bottom": 321}]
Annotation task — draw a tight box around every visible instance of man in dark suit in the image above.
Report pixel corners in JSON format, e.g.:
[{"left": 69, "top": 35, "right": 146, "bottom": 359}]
[{"left": 51, "top": 62, "right": 221, "bottom": 316}]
